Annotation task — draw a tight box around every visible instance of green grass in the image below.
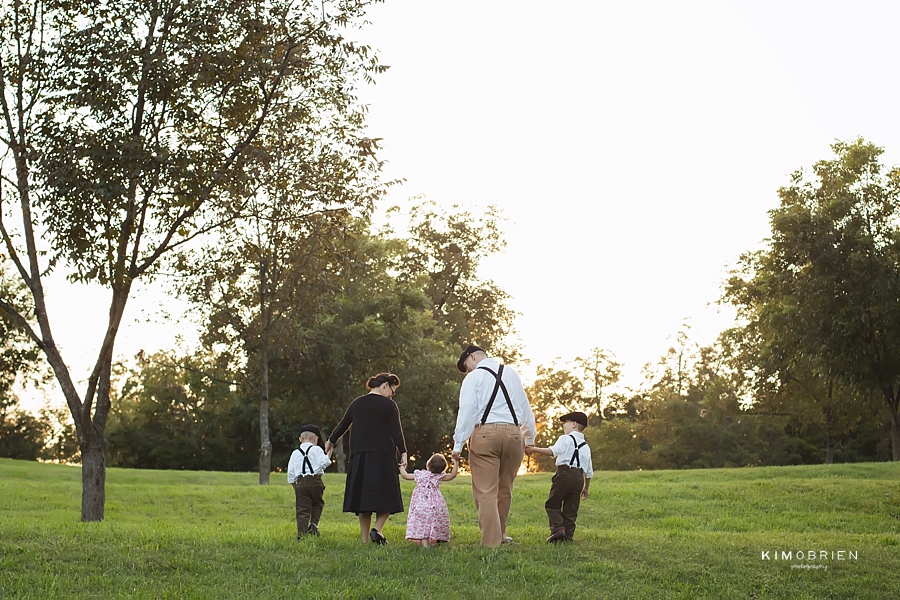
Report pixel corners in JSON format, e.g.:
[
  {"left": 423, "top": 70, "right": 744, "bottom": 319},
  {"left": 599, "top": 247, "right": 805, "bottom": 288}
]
[{"left": 1, "top": 459, "right": 898, "bottom": 599}]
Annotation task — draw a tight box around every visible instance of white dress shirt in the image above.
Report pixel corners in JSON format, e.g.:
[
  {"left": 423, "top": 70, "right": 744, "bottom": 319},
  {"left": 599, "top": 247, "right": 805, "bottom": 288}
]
[
  {"left": 287, "top": 443, "right": 331, "bottom": 483},
  {"left": 453, "top": 357, "right": 537, "bottom": 453},
  {"left": 548, "top": 431, "right": 594, "bottom": 479}
]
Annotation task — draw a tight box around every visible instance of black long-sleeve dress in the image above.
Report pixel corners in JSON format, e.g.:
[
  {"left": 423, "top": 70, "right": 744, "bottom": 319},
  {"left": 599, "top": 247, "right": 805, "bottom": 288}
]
[{"left": 329, "top": 393, "right": 408, "bottom": 514}]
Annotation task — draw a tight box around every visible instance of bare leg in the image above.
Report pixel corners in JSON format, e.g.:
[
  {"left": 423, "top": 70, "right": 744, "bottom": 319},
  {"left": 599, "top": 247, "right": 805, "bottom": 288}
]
[
  {"left": 359, "top": 512, "right": 372, "bottom": 543},
  {"left": 373, "top": 512, "right": 390, "bottom": 533}
]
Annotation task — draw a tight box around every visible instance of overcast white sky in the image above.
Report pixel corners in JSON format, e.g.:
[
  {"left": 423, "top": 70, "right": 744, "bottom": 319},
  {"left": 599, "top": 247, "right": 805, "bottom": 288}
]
[{"left": 32, "top": 0, "right": 900, "bottom": 402}]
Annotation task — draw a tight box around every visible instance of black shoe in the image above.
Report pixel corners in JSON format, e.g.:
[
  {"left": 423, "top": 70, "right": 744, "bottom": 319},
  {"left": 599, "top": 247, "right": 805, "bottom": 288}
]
[
  {"left": 308, "top": 523, "right": 320, "bottom": 537},
  {"left": 370, "top": 528, "right": 388, "bottom": 545},
  {"left": 546, "top": 530, "right": 568, "bottom": 544}
]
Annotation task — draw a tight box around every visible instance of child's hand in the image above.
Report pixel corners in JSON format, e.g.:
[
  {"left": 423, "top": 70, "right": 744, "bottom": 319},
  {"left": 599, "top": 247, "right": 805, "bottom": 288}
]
[
  {"left": 524, "top": 446, "right": 534, "bottom": 455},
  {"left": 451, "top": 455, "right": 459, "bottom": 464}
]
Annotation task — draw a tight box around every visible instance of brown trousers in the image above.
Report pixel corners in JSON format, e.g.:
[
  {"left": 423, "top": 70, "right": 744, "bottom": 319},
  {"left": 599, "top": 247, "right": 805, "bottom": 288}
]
[
  {"left": 293, "top": 474, "right": 325, "bottom": 536},
  {"left": 468, "top": 423, "right": 524, "bottom": 547},
  {"left": 545, "top": 465, "right": 584, "bottom": 540}
]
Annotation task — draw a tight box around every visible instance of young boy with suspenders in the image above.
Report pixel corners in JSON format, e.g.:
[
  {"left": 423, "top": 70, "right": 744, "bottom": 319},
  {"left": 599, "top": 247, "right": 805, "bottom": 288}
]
[
  {"left": 525, "top": 411, "right": 593, "bottom": 543},
  {"left": 287, "top": 424, "right": 332, "bottom": 538}
]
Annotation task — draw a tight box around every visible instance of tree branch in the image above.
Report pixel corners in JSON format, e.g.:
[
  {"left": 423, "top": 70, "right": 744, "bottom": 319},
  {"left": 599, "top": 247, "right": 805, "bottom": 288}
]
[
  {"left": 134, "top": 35, "right": 306, "bottom": 276},
  {"left": 0, "top": 198, "right": 33, "bottom": 288},
  {"left": 0, "top": 296, "right": 42, "bottom": 348}
]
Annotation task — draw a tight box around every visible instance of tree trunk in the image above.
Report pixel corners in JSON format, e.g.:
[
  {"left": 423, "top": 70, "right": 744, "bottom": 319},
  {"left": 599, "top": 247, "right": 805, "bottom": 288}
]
[
  {"left": 80, "top": 436, "right": 107, "bottom": 521},
  {"left": 881, "top": 388, "right": 900, "bottom": 461},
  {"left": 825, "top": 438, "right": 835, "bottom": 464},
  {"left": 888, "top": 400, "right": 900, "bottom": 462},
  {"left": 258, "top": 344, "right": 272, "bottom": 485},
  {"left": 258, "top": 256, "right": 272, "bottom": 485}
]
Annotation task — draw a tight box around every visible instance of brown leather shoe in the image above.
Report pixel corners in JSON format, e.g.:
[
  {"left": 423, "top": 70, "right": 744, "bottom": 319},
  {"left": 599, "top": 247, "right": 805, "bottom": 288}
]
[{"left": 546, "top": 530, "right": 568, "bottom": 544}]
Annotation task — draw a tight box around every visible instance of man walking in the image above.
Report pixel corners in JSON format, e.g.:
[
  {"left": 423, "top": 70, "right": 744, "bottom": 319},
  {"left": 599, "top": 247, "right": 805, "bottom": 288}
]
[{"left": 452, "top": 344, "right": 537, "bottom": 547}]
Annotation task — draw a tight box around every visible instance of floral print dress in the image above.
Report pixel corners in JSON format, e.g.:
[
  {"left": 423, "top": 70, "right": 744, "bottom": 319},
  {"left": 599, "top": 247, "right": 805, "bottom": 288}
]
[{"left": 405, "top": 470, "right": 451, "bottom": 542}]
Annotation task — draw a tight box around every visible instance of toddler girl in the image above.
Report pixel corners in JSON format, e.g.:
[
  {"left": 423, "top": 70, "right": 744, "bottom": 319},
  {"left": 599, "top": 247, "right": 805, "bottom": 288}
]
[{"left": 399, "top": 453, "right": 458, "bottom": 547}]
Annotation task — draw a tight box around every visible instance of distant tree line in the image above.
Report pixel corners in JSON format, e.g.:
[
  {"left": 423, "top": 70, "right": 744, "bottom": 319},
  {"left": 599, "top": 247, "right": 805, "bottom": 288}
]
[{"left": 526, "top": 331, "right": 891, "bottom": 473}]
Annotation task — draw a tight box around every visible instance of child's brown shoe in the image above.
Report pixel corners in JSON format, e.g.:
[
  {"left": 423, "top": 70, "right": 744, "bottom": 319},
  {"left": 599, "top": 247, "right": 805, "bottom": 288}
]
[{"left": 546, "top": 529, "right": 567, "bottom": 544}]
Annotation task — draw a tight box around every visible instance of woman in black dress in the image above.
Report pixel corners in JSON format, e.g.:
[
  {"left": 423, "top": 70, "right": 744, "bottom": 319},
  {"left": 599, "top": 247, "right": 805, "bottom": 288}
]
[{"left": 325, "top": 373, "right": 408, "bottom": 544}]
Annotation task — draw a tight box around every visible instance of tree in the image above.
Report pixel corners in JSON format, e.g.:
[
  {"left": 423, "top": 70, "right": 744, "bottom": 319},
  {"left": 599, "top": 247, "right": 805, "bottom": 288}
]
[
  {"left": 525, "top": 362, "right": 585, "bottom": 471},
  {"left": 0, "top": 0, "right": 384, "bottom": 520},
  {"left": 721, "top": 325, "right": 881, "bottom": 464},
  {"left": 274, "top": 227, "right": 460, "bottom": 471},
  {"left": 575, "top": 347, "right": 621, "bottom": 426},
  {"left": 175, "top": 128, "right": 383, "bottom": 484},
  {"left": 390, "top": 200, "right": 520, "bottom": 360},
  {"left": 724, "top": 139, "right": 900, "bottom": 460},
  {"left": 106, "top": 351, "right": 256, "bottom": 471}
]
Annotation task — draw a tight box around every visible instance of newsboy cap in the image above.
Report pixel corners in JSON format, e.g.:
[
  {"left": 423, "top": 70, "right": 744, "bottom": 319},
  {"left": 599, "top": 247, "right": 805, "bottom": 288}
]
[
  {"left": 560, "top": 411, "right": 588, "bottom": 428},
  {"left": 298, "top": 424, "right": 326, "bottom": 450},
  {"left": 457, "top": 344, "right": 485, "bottom": 373}
]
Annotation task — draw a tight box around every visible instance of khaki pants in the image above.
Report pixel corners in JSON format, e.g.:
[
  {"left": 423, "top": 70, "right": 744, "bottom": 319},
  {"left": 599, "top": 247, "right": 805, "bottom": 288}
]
[
  {"left": 468, "top": 423, "right": 524, "bottom": 547},
  {"left": 545, "top": 465, "right": 584, "bottom": 540},
  {"left": 293, "top": 474, "right": 325, "bottom": 536}
]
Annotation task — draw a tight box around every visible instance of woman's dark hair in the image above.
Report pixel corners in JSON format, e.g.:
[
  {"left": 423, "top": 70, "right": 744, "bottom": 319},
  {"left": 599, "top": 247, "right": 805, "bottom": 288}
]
[
  {"left": 427, "top": 454, "right": 447, "bottom": 474},
  {"left": 366, "top": 373, "right": 400, "bottom": 391}
]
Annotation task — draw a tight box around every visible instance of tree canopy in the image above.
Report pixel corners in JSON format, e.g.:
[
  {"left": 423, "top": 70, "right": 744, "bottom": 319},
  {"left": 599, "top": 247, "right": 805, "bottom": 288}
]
[
  {"left": 0, "top": 0, "right": 387, "bottom": 520},
  {"left": 724, "top": 139, "right": 900, "bottom": 461}
]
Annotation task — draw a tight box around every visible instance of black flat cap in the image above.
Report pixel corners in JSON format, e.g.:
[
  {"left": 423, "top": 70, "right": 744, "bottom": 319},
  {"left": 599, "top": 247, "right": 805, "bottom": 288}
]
[
  {"left": 560, "top": 411, "right": 588, "bottom": 428},
  {"left": 299, "top": 424, "right": 326, "bottom": 450},
  {"left": 457, "top": 344, "right": 485, "bottom": 373}
]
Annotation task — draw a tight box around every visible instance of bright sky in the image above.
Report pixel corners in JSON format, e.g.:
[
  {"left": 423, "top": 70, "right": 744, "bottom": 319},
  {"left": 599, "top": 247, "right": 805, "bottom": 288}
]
[
  {"left": 28, "top": 0, "right": 900, "bottom": 406},
  {"left": 357, "top": 0, "right": 900, "bottom": 386}
]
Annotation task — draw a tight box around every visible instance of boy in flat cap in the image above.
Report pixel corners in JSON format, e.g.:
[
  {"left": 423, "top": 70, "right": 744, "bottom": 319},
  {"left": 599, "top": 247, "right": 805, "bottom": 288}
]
[
  {"left": 287, "top": 424, "right": 332, "bottom": 538},
  {"left": 525, "top": 411, "right": 593, "bottom": 543}
]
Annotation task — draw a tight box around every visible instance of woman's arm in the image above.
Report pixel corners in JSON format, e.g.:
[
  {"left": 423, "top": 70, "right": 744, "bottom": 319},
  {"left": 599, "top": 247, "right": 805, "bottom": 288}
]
[
  {"left": 442, "top": 456, "right": 460, "bottom": 482},
  {"left": 390, "top": 401, "right": 408, "bottom": 457},
  {"left": 398, "top": 464, "right": 415, "bottom": 481}
]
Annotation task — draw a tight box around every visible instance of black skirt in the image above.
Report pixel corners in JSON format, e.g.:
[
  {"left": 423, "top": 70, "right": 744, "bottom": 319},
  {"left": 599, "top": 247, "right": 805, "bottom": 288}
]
[{"left": 342, "top": 452, "right": 404, "bottom": 515}]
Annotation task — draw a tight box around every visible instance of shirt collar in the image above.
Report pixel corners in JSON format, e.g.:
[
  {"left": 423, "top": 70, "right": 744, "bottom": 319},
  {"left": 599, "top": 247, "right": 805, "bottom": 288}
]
[{"left": 474, "top": 357, "right": 500, "bottom": 371}]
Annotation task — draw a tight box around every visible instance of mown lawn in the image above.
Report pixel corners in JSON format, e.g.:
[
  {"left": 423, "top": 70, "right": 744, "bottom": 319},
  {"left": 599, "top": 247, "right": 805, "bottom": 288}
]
[{"left": 0, "top": 458, "right": 897, "bottom": 599}]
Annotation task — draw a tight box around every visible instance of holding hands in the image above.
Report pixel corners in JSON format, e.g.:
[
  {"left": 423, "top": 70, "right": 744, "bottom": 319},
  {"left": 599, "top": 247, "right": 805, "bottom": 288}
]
[{"left": 525, "top": 444, "right": 552, "bottom": 457}]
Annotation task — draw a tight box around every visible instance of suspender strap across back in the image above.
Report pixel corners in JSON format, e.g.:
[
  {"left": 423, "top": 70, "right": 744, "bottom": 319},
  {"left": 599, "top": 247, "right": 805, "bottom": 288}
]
[
  {"left": 567, "top": 434, "right": 586, "bottom": 468},
  {"left": 477, "top": 365, "right": 519, "bottom": 426},
  {"left": 298, "top": 445, "right": 313, "bottom": 475}
]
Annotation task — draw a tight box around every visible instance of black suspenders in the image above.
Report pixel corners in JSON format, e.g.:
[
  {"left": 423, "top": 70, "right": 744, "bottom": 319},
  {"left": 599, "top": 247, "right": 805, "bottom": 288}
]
[
  {"left": 298, "top": 444, "right": 313, "bottom": 475},
  {"left": 567, "top": 434, "right": 586, "bottom": 468},
  {"left": 477, "top": 365, "right": 519, "bottom": 426}
]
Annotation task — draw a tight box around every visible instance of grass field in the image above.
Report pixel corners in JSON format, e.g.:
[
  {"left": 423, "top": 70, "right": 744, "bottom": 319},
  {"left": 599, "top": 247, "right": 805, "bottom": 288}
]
[{"left": 0, "top": 458, "right": 898, "bottom": 599}]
